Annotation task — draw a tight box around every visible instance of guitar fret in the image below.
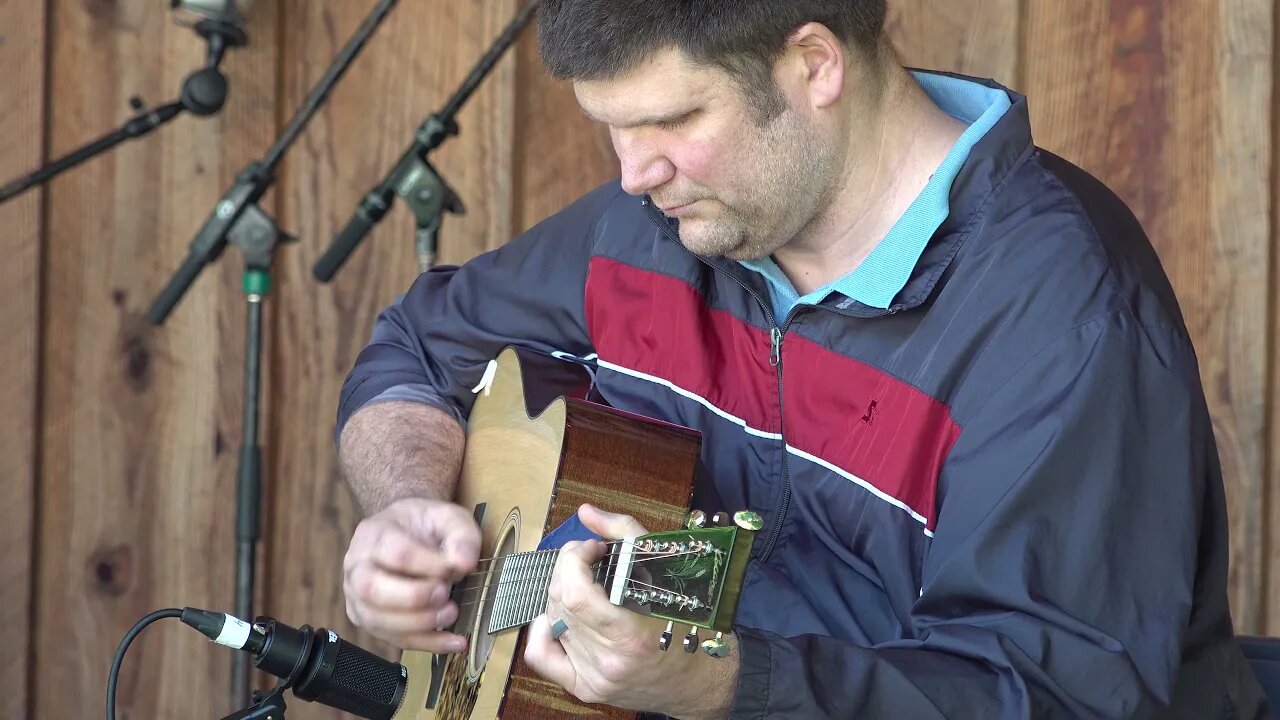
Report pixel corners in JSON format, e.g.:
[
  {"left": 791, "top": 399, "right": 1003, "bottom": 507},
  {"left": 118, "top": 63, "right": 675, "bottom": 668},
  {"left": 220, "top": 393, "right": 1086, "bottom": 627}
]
[
  {"left": 516, "top": 551, "right": 535, "bottom": 626},
  {"left": 508, "top": 553, "right": 526, "bottom": 629},
  {"left": 493, "top": 556, "right": 508, "bottom": 633},
  {"left": 532, "top": 550, "right": 554, "bottom": 624}
]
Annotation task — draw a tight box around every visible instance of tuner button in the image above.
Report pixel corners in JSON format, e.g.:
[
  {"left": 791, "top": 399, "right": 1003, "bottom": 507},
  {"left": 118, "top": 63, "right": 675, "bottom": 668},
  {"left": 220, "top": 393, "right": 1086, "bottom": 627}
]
[
  {"left": 659, "top": 621, "right": 674, "bottom": 651},
  {"left": 686, "top": 510, "right": 707, "bottom": 529},
  {"left": 701, "top": 632, "right": 729, "bottom": 658},
  {"left": 734, "top": 510, "right": 764, "bottom": 532},
  {"left": 711, "top": 512, "right": 732, "bottom": 526},
  {"left": 683, "top": 627, "right": 699, "bottom": 653}
]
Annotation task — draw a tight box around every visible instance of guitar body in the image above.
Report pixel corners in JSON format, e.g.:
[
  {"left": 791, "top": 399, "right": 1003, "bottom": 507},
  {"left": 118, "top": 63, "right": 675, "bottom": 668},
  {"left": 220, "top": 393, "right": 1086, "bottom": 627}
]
[{"left": 396, "top": 346, "right": 702, "bottom": 720}]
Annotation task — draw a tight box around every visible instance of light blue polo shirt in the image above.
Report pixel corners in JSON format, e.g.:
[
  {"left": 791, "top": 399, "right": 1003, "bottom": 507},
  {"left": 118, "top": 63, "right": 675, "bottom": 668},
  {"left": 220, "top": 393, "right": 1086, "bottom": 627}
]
[{"left": 740, "top": 72, "right": 1012, "bottom": 318}]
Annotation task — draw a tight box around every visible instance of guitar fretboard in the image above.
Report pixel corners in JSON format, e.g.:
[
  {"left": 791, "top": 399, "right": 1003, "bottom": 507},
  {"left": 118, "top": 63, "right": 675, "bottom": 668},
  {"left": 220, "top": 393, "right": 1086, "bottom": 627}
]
[{"left": 485, "top": 542, "right": 622, "bottom": 635}]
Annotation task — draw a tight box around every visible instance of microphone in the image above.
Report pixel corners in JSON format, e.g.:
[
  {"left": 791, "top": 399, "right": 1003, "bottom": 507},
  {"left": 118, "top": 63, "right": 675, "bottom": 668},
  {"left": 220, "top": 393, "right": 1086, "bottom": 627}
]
[
  {"left": 170, "top": 0, "right": 256, "bottom": 24},
  {"left": 0, "top": 0, "right": 252, "bottom": 205},
  {"left": 182, "top": 608, "right": 408, "bottom": 720}
]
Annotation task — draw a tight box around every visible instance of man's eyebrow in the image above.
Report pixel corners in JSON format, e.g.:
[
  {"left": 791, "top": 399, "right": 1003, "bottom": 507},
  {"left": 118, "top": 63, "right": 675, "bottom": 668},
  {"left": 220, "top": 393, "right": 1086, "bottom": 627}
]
[{"left": 579, "top": 106, "right": 692, "bottom": 129}]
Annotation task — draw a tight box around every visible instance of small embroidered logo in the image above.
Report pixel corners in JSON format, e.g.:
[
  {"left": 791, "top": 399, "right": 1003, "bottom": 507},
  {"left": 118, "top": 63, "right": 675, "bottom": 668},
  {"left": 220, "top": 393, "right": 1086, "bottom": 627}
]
[{"left": 861, "top": 400, "right": 878, "bottom": 425}]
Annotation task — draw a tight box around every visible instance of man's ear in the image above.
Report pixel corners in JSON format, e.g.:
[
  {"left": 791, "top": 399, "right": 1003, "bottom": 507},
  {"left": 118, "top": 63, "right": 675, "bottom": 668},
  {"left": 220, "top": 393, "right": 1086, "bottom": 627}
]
[{"left": 781, "top": 22, "right": 847, "bottom": 110}]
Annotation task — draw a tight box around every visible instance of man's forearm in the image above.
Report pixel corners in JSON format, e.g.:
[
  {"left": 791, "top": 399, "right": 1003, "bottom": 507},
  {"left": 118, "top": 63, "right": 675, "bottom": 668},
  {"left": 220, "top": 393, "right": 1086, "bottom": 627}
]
[{"left": 338, "top": 401, "right": 465, "bottom": 515}]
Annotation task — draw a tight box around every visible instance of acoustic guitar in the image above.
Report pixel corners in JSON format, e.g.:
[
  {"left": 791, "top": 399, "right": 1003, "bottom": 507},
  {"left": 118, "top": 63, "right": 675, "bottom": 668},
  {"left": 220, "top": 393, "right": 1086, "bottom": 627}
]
[{"left": 393, "top": 346, "right": 761, "bottom": 719}]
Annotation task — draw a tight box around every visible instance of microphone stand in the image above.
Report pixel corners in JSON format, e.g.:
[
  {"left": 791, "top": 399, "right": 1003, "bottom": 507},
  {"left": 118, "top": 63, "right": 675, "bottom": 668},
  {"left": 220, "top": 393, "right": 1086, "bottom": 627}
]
[
  {"left": 0, "top": 18, "right": 246, "bottom": 204},
  {"left": 143, "top": 0, "right": 402, "bottom": 708},
  {"left": 313, "top": 0, "right": 542, "bottom": 282}
]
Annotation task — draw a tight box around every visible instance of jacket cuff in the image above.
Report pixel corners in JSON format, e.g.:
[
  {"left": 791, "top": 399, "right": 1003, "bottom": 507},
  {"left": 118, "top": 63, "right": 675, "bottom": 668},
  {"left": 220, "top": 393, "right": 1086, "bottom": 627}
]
[
  {"left": 334, "top": 380, "right": 464, "bottom": 447},
  {"left": 728, "top": 626, "right": 774, "bottom": 719}
]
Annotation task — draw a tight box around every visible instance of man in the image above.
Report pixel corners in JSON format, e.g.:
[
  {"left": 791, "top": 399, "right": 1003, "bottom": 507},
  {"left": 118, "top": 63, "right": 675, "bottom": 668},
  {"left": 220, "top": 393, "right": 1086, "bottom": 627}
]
[{"left": 335, "top": 1, "right": 1268, "bottom": 718}]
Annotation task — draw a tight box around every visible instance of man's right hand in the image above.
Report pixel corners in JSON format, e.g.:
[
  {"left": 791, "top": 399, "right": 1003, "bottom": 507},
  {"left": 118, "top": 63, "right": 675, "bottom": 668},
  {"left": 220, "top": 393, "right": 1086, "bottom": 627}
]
[{"left": 342, "top": 498, "right": 481, "bottom": 654}]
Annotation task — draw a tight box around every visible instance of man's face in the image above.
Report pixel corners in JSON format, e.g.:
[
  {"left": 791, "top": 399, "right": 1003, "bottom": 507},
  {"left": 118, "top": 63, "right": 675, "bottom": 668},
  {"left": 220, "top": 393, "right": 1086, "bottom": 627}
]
[{"left": 575, "top": 48, "right": 835, "bottom": 261}]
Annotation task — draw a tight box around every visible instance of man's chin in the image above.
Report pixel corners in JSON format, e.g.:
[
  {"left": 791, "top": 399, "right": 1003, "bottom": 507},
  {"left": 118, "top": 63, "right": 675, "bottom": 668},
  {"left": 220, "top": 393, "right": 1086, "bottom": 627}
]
[
  {"left": 676, "top": 221, "right": 750, "bottom": 260},
  {"left": 679, "top": 240, "right": 762, "bottom": 262}
]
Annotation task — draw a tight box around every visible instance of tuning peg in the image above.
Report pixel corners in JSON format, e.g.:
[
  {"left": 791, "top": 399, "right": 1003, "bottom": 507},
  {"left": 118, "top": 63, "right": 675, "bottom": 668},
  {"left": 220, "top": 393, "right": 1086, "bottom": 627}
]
[
  {"left": 659, "top": 621, "right": 673, "bottom": 651},
  {"left": 711, "top": 512, "right": 732, "bottom": 526},
  {"left": 683, "top": 626, "right": 699, "bottom": 653},
  {"left": 686, "top": 510, "right": 707, "bottom": 529},
  {"left": 734, "top": 510, "right": 764, "bottom": 531},
  {"left": 701, "top": 632, "right": 729, "bottom": 658}
]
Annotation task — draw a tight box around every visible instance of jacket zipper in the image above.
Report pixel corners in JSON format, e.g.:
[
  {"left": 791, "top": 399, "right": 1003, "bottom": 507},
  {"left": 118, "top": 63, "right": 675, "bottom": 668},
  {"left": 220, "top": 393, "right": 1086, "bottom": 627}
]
[
  {"left": 761, "top": 317, "right": 794, "bottom": 562},
  {"left": 642, "top": 199, "right": 794, "bottom": 562}
]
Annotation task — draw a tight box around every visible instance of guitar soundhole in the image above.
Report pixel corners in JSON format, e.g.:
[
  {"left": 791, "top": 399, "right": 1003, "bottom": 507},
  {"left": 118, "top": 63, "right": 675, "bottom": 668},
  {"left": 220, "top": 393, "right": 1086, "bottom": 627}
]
[{"left": 468, "top": 510, "right": 518, "bottom": 681}]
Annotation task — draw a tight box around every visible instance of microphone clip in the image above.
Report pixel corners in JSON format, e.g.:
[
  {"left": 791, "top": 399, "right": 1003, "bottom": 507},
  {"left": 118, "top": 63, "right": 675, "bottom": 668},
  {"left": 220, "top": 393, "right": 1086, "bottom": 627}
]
[
  {"left": 220, "top": 682, "right": 290, "bottom": 720},
  {"left": 312, "top": 0, "right": 541, "bottom": 282},
  {"left": 383, "top": 115, "right": 468, "bottom": 271}
]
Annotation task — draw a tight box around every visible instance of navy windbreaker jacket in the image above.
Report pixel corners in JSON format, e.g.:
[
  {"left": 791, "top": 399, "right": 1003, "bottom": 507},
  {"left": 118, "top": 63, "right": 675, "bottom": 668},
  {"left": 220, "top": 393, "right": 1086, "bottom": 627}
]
[{"left": 336, "top": 73, "right": 1269, "bottom": 718}]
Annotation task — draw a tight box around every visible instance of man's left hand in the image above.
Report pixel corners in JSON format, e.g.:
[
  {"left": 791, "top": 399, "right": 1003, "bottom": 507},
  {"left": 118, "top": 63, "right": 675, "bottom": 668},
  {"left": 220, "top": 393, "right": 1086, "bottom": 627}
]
[{"left": 524, "top": 503, "right": 738, "bottom": 720}]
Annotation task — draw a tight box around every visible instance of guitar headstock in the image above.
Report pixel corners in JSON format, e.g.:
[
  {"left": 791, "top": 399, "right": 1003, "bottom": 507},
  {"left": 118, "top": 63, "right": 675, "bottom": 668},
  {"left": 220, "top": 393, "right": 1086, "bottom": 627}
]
[{"left": 608, "top": 510, "right": 762, "bottom": 658}]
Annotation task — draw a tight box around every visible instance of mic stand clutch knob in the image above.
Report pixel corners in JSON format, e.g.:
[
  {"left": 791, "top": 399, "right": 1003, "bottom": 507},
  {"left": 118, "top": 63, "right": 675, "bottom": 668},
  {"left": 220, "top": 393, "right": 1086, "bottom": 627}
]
[{"left": 401, "top": 154, "right": 466, "bottom": 272}]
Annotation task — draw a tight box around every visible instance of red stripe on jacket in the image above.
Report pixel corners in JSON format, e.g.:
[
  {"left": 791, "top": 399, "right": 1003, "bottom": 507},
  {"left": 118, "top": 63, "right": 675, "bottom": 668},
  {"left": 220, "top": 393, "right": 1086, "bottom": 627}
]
[
  {"left": 782, "top": 333, "right": 959, "bottom": 530},
  {"left": 585, "top": 257, "right": 958, "bottom": 529}
]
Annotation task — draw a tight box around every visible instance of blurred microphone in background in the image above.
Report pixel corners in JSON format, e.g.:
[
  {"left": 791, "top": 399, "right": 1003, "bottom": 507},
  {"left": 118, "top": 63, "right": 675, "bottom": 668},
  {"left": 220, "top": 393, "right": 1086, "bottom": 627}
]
[
  {"left": 0, "top": 0, "right": 257, "bottom": 204},
  {"left": 171, "top": 0, "right": 256, "bottom": 26}
]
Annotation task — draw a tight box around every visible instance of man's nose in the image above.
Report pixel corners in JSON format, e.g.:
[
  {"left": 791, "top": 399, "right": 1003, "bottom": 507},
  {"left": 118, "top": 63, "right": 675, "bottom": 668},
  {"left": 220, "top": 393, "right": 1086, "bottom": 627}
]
[{"left": 615, "top": 132, "right": 676, "bottom": 197}]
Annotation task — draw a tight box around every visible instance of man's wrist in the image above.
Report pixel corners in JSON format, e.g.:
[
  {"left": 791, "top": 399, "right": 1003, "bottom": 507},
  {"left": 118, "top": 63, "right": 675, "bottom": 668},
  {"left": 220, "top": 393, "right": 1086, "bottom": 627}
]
[{"left": 667, "top": 633, "right": 740, "bottom": 720}]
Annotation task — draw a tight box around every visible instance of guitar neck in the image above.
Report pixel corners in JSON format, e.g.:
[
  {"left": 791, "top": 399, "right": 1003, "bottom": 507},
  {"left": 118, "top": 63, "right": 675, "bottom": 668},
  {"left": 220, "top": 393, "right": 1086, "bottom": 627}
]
[
  {"left": 480, "top": 532, "right": 733, "bottom": 636},
  {"left": 481, "top": 542, "right": 624, "bottom": 635}
]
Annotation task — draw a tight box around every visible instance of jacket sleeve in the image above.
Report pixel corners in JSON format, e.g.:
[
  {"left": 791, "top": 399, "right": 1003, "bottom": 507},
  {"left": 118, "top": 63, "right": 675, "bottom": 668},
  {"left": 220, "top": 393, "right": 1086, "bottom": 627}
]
[
  {"left": 334, "top": 181, "right": 624, "bottom": 443},
  {"left": 730, "top": 310, "right": 1219, "bottom": 719}
]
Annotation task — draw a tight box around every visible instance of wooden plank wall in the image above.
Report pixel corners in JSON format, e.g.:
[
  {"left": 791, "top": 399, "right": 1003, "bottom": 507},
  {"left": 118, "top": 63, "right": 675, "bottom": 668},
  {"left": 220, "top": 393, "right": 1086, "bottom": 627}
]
[
  {"left": 34, "top": 1, "right": 282, "bottom": 718},
  {"left": 0, "top": 1, "right": 45, "bottom": 718},
  {"left": 0, "top": 0, "right": 1272, "bottom": 717}
]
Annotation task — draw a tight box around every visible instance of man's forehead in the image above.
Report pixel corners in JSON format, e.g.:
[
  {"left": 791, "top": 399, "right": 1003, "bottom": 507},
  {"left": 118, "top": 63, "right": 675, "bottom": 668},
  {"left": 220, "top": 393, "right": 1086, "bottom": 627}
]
[{"left": 573, "top": 52, "right": 720, "bottom": 126}]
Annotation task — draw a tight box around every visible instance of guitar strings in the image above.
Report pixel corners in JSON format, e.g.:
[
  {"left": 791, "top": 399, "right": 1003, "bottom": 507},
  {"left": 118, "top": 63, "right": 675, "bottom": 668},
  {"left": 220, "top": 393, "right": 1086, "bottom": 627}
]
[
  {"left": 448, "top": 573, "right": 707, "bottom": 615},
  {"left": 451, "top": 538, "right": 630, "bottom": 573},
  {"left": 446, "top": 545, "right": 711, "bottom": 598},
  {"left": 452, "top": 535, "right": 717, "bottom": 574},
  {"left": 440, "top": 548, "right": 715, "bottom": 617},
  {"left": 445, "top": 539, "right": 693, "bottom": 583}
]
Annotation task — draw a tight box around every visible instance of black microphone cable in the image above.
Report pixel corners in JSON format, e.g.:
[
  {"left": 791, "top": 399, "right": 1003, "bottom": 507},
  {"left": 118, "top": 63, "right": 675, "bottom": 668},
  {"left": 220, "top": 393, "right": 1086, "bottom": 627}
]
[{"left": 106, "top": 608, "right": 184, "bottom": 720}]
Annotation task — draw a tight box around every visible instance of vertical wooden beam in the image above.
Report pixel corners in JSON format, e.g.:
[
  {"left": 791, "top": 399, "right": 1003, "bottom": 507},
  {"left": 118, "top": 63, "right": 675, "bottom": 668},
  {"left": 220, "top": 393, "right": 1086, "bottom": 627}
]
[
  {"left": 0, "top": 0, "right": 47, "bottom": 717},
  {"left": 35, "top": 1, "right": 279, "bottom": 716},
  {"left": 1024, "top": 0, "right": 1273, "bottom": 632},
  {"left": 1213, "top": 0, "right": 1272, "bottom": 636}
]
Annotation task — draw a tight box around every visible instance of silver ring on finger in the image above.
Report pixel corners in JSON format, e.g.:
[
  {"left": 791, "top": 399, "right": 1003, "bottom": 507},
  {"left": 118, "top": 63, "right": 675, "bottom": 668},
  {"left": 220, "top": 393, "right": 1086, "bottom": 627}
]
[{"left": 550, "top": 617, "right": 569, "bottom": 640}]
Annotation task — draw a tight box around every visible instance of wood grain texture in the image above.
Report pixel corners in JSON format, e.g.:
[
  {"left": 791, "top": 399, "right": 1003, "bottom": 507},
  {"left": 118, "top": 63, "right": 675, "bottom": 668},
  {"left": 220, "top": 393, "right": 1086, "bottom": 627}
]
[
  {"left": 0, "top": 1, "right": 45, "bottom": 717},
  {"left": 266, "top": 3, "right": 519, "bottom": 718},
  {"left": 35, "top": 1, "right": 279, "bottom": 717},
  {"left": 1024, "top": 0, "right": 1273, "bottom": 634},
  {"left": 1211, "top": 0, "right": 1274, "bottom": 635},
  {"left": 885, "top": 0, "right": 1021, "bottom": 84},
  {"left": 512, "top": 31, "right": 617, "bottom": 233}
]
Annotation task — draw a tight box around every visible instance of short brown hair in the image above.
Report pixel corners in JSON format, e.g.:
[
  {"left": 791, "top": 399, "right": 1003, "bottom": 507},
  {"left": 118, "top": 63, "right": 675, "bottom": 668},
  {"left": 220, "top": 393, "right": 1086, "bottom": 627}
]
[{"left": 537, "top": 0, "right": 888, "bottom": 121}]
